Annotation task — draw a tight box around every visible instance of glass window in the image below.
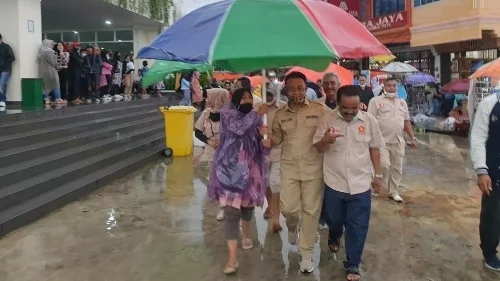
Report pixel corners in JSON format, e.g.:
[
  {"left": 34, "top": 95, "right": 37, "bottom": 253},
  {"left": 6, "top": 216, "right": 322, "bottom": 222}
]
[
  {"left": 116, "top": 30, "right": 133, "bottom": 41},
  {"left": 46, "top": 32, "right": 62, "bottom": 41},
  {"left": 97, "top": 42, "right": 134, "bottom": 56},
  {"left": 97, "top": 31, "right": 115, "bottom": 41},
  {"left": 374, "top": 0, "right": 405, "bottom": 17},
  {"left": 414, "top": 0, "right": 440, "bottom": 7},
  {"left": 79, "top": 31, "right": 95, "bottom": 42},
  {"left": 62, "top": 32, "right": 78, "bottom": 42}
]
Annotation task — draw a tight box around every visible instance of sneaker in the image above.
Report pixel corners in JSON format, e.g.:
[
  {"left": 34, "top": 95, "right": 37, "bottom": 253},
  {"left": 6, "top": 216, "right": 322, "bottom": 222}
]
[
  {"left": 288, "top": 229, "right": 298, "bottom": 245},
  {"left": 113, "top": 95, "right": 123, "bottom": 101},
  {"left": 390, "top": 193, "right": 403, "bottom": 203},
  {"left": 485, "top": 255, "right": 500, "bottom": 271},
  {"left": 216, "top": 210, "right": 225, "bottom": 221},
  {"left": 85, "top": 99, "right": 92, "bottom": 104},
  {"left": 0, "top": 101, "right": 5, "bottom": 107},
  {"left": 95, "top": 99, "right": 101, "bottom": 104},
  {"left": 299, "top": 258, "right": 314, "bottom": 273}
]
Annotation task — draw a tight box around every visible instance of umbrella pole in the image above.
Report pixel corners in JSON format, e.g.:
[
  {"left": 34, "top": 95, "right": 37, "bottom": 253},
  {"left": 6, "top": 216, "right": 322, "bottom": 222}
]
[{"left": 262, "top": 69, "right": 267, "bottom": 140}]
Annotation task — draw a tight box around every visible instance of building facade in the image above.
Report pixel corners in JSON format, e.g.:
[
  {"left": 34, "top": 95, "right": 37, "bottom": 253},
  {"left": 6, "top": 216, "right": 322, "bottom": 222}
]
[
  {"left": 0, "top": 0, "right": 181, "bottom": 103},
  {"left": 410, "top": 0, "right": 500, "bottom": 83}
]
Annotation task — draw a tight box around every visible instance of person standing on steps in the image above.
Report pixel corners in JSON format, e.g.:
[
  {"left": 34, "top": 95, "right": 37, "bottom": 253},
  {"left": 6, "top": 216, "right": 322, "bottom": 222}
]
[
  {"left": 367, "top": 77, "right": 417, "bottom": 203},
  {"left": 470, "top": 90, "right": 500, "bottom": 271},
  {"left": 314, "top": 85, "right": 384, "bottom": 281},
  {"left": 270, "top": 71, "right": 331, "bottom": 273},
  {"left": 0, "top": 33, "right": 15, "bottom": 108}
]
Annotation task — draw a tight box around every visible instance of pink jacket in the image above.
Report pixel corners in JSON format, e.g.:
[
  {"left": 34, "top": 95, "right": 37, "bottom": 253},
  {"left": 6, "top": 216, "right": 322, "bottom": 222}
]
[{"left": 100, "top": 62, "right": 113, "bottom": 87}]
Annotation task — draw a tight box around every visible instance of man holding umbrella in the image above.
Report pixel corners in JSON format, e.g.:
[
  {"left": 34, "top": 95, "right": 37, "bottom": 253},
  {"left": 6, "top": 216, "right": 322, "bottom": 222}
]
[{"left": 270, "top": 71, "right": 331, "bottom": 273}]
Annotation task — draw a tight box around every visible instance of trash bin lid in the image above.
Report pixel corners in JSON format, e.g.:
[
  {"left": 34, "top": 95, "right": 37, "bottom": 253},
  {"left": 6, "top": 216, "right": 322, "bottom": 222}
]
[{"left": 160, "top": 106, "right": 198, "bottom": 113}]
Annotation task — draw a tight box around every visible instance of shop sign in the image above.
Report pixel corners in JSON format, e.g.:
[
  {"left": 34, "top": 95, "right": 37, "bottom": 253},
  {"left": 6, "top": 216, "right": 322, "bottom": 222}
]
[
  {"left": 362, "top": 11, "right": 408, "bottom": 32},
  {"left": 327, "top": 0, "right": 360, "bottom": 19}
]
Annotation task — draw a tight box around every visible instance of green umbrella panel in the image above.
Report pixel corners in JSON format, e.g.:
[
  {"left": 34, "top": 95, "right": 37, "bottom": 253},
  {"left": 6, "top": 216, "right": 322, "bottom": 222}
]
[{"left": 142, "top": 61, "right": 214, "bottom": 87}]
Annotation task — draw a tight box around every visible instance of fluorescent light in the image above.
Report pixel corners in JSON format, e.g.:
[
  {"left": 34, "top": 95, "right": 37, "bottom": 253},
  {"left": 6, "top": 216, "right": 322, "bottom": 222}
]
[
  {"left": 118, "top": 40, "right": 122, "bottom": 42},
  {"left": 105, "top": 20, "right": 111, "bottom": 25},
  {"left": 73, "top": 31, "right": 78, "bottom": 34}
]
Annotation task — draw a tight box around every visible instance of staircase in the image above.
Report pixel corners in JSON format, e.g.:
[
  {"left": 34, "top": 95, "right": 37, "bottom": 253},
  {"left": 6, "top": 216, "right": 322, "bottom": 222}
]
[{"left": 0, "top": 97, "right": 178, "bottom": 236}]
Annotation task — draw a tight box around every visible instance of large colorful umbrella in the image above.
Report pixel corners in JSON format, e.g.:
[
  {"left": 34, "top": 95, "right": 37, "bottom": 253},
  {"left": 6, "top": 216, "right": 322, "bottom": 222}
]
[
  {"left": 286, "top": 63, "right": 354, "bottom": 85},
  {"left": 249, "top": 75, "right": 269, "bottom": 88},
  {"left": 213, "top": 71, "right": 243, "bottom": 81},
  {"left": 404, "top": 72, "right": 437, "bottom": 85},
  {"left": 137, "top": 0, "right": 390, "bottom": 73},
  {"left": 440, "top": 79, "right": 470, "bottom": 93},
  {"left": 142, "top": 61, "right": 214, "bottom": 87}
]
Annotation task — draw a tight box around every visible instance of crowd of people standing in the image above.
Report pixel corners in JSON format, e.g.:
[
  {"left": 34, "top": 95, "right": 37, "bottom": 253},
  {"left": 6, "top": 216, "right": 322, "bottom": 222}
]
[{"left": 36, "top": 39, "right": 155, "bottom": 106}]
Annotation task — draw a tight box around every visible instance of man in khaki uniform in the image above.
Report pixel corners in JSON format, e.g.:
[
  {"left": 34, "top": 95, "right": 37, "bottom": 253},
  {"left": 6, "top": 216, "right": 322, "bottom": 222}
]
[
  {"left": 367, "top": 77, "right": 417, "bottom": 202},
  {"left": 271, "top": 71, "right": 330, "bottom": 273},
  {"left": 313, "top": 85, "right": 384, "bottom": 280}
]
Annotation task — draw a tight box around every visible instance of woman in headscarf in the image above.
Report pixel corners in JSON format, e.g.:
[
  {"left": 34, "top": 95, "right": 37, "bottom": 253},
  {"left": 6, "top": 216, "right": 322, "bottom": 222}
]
[
  {"left": 38, "top": 39, "right": 63, "bottom": 105},
  {"left": 195, "top": 88, "right": 230, "bottom": 221},
  {"left": 207, "top": 87, "right": 270, "bottom": 274},
  {"left": 191, "top": 71, "right": 203, "bottom": 106}
]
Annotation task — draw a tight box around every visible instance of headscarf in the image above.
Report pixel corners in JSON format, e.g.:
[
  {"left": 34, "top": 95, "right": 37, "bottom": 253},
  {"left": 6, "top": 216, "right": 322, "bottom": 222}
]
[
  {"left": 192, "top": 71, "right": 201, "bottom": 80},
  {"left": 37, "top": 39, "right": 54, "bottom": 62},
  {"left": 207, "top": 88, "right": 230, "bottom": 111},
  {"left": 231, "top": 87, "right": 252, "bottom": 107}
]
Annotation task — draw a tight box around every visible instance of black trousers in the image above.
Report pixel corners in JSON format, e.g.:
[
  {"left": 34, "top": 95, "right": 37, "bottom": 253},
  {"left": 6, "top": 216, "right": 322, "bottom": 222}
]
[
  {"left": 68, "top": 69, "right": 81, "bottom": 101},
  {"left": 480, "top": 179, "right": 500, "bottom": 258},
  {"left": 58, "top": 69, "right": 69, "bottom": 100}
]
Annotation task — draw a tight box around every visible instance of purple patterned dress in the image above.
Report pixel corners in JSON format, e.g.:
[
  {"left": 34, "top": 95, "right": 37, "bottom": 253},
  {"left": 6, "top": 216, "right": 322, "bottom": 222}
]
[{"left": 208, "top": 103, "right": 270, "bottom": 209}]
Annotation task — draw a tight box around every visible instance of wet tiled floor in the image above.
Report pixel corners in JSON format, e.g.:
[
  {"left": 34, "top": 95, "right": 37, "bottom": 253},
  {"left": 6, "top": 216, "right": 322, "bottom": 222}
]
[{"left": 0, "top": 133, "right": 498, "bottom": 281}]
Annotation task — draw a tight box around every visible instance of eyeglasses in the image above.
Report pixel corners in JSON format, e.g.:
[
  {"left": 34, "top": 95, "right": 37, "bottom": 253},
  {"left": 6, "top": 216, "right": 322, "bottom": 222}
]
[{"left": 286, "top": 87, "right": 306, "bottom": 93}]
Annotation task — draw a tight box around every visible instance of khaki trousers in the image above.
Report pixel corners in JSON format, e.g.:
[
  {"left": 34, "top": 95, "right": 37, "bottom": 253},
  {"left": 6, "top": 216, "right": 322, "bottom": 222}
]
[
  {"left": 280, "top": 178, "right": 324, "bottom": 259},
  {"left": 380, "top": 141, "right": 405, "bottom": 196}
]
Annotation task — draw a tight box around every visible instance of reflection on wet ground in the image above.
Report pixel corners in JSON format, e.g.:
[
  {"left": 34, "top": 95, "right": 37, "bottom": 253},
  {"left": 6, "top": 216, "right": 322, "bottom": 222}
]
[{"left": 0, "top": 133, "right": 499, "bottom": 281}]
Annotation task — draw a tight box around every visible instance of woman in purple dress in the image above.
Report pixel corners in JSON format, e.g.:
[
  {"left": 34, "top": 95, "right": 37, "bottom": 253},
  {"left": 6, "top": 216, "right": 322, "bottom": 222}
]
[{"left": 208, "top": 87, "right": 271, "bottom": 274}]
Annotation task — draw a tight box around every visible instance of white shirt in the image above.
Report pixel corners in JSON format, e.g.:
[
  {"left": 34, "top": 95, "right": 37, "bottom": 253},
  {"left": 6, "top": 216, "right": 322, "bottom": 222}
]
[
  {"left": 470, "top": 93, "right": 500, "bottom": 173},
  {"left": 126, "top": 61, "right": 135, "bottom": 72}
]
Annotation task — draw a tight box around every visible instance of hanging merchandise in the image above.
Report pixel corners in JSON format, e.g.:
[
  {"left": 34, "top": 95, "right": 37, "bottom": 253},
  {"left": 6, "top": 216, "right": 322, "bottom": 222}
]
[{"left": 473, "top": 76, "right": 492, "bottom": 112}]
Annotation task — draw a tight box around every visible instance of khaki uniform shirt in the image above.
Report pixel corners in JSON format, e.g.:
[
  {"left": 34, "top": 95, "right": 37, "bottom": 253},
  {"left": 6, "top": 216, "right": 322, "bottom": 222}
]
[
  {"left": 272, "top": 99, "right": 330, "bottom": 181},
  {"left": 367, "top": 95, "right": 410, "bottom": 144},
  {"left": 313, "top": 109, "right": 385, "bottom": 195}
]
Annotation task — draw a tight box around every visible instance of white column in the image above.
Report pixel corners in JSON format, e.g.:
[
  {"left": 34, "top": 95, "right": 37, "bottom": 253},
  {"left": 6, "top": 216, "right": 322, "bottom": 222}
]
[
  {"left": 133, "top": 28, "right": 162, "bottom": 69},
  {"left": 0, "top": 0, "right": 42, "bottom": 103}
]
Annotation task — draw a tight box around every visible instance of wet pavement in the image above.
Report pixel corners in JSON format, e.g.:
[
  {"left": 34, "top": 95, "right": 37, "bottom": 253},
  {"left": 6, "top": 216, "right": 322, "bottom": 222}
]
[{"left": 0, "top": 132, "right": 499, "bottom": 281}]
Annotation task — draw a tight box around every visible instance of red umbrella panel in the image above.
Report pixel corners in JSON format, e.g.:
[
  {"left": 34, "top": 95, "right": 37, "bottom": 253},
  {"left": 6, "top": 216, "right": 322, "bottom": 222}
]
[{"left": 440, "top": 79, "right": 470, "bottom": 93}]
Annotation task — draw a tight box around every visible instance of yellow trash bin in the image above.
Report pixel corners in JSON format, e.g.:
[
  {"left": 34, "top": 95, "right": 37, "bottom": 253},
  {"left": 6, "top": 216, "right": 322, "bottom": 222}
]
[{"left": 159, "top": 105, "right": 198, "bottom": 157}]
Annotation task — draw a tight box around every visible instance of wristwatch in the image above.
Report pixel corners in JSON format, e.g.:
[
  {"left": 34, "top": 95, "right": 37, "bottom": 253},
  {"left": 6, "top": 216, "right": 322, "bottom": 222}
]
[{"left": 375, "top": 174, "right": 383, "bottom": 180}]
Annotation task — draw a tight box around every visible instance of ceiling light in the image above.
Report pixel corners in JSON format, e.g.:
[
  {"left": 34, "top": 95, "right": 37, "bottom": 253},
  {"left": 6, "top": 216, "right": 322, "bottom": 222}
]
[
  {"left": 105, "top": 20, "right": 112, "bottom": 25},
  {"left": 73, "top": 31, "right": 78, "bottom": 34}
]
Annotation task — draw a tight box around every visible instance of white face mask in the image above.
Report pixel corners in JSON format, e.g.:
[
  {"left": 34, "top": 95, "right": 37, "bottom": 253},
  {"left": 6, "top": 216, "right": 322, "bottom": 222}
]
[{"left": 385, "top": 92, "right": 397, "bottom": 99}]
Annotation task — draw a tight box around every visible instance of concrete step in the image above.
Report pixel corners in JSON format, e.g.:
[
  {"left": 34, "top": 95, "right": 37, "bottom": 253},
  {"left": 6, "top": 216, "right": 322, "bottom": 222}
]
[
  {"left": 0, "top": 115, "right": 163, "bottom": 168},
  {"left": 0, "top": 102, "right": 167, "bottom": 136},
  {"left": 0, "top": 95, "right": 177, "bottom": 123},
  {"left": 0, "top": 132, "right": 165, "bottom": 212},
  {"left": 0, "top": 143, "right": 164, "bottom": 237},
  {"left": 0, "top": 123, "right": 165, "bottom": 187},
  {"left": 0, "top": 109, "right": 161, "bottom": 150}
]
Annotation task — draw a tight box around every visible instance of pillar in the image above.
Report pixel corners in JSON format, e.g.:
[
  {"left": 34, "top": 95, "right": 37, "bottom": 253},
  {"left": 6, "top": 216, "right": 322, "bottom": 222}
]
[{"left": 0, "top": 0, "right": 42, "bottom": 103}]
